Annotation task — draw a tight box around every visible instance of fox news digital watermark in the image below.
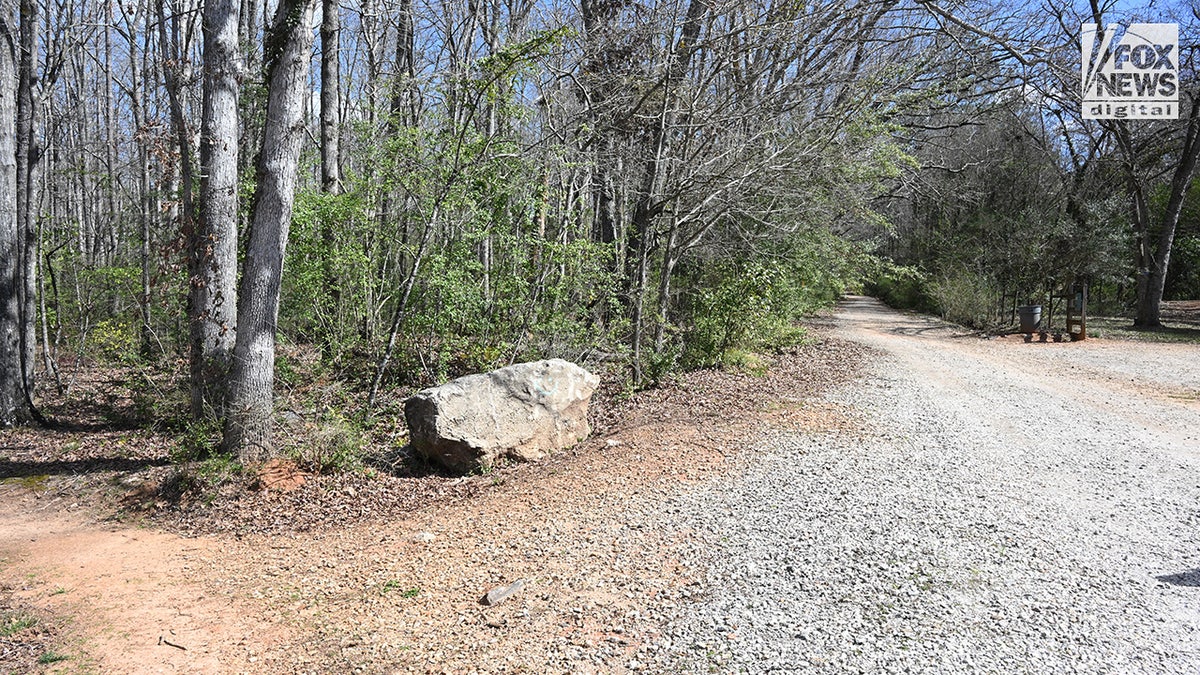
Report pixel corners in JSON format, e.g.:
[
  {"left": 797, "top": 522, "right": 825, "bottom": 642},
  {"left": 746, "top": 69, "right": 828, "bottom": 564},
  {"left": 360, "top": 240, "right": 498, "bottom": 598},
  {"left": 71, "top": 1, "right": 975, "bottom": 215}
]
[{"left": 1082, "top": 22, "right": 1178, "bottom": 119}]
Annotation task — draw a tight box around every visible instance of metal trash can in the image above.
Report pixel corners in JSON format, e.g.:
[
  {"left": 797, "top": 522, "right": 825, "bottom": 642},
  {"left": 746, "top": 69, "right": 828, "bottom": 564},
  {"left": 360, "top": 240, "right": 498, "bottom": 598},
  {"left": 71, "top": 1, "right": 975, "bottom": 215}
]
[{"left": 1018, "top": 305, "right": 1042, "bottom": 333}]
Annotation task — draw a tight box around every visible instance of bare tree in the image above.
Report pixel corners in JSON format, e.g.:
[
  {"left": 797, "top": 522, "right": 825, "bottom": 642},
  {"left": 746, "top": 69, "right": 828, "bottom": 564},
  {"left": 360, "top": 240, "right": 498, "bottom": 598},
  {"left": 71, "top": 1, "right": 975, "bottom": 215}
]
[
  {"left": 15, "top": 0, "right": 38, "bottom": 395},
  {"left": 192, "top": 0, "right": 242, "bottom": 418},
  {"left": 223, "top": 0, "right": 317, "bottom": 462},
  {"left": 320, "top": 0, "right": 341, "bottom": 193},
  {"left": 0, "top": 0, "right": 33, "bottom": 425}
]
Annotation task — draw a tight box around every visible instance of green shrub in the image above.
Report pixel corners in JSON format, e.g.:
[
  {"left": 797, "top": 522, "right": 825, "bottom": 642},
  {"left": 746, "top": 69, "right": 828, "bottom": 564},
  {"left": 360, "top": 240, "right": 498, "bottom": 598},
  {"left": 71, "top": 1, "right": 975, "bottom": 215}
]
[
  {"left": 157, "top": 453, "right": 245, "bottom": 506},
  {"left": 680, "top": 258, "right": 818, "bottom": 369},
  {"left": 671, "top": 232, "right": 863, "bottom": 371},
  {"left": 926, "top": 269, "right": 1001, "bottom": 329},
  {"left": 401, "top": 228, "right": 619, "bottom": 384},
  {"left": 868, "top": 260, "right": 1000, "bottom": 329},
  {"left": 169, "top": 416, "right": 224, "bottom": 464},
  {"left": 1166, "top": 235, "right": 1200, "bottom": 300},
  {"left": 681, "top": 260, "right": 774, "bottom": 368},
  {"left": 721, "top": 348, "right": 768, "bottom": 376},
  {"left": 288, "top": 409, "right": 366, "bottom": 474},
  {"left": 866, "top": 261, "right": 936, "bottom": 313},
  {"left": 90, "top": 316, "right": 137, "bottom": 361}
]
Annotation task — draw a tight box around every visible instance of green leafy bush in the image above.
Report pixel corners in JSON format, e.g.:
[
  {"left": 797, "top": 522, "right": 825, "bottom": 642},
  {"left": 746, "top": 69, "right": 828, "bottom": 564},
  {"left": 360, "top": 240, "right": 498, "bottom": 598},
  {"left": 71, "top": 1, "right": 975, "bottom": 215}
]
[
  {"left": 171, "top": 417, "right": 224, "bottom": 462},
  {"left": 1166, "top": 236, "right": 1200, "bottom": 300},
  {"left": 926, "top": 269, "right": 1001, "bottom": 329},
  {"left": 678, "top": 232, "right": 856, "bottom": 369},
  {"left": 288, "top": 409, "right": 367, "bottom": 474},
  {"left": 401, "top": 227, "right": 619, "bottom": 384},
  {"left": 868, "top": 260, "right": 1001, "bottom": 329},
  {"left": 866, "top": 261, "right": 936, "bottom": 313}
]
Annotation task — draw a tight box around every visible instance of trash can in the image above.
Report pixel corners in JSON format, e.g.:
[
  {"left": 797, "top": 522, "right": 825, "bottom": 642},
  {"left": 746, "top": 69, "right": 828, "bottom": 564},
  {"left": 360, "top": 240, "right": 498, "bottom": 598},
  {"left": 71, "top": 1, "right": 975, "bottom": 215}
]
[{"left": 1018, "top": 305, "right": 1042, "bottom": 333}]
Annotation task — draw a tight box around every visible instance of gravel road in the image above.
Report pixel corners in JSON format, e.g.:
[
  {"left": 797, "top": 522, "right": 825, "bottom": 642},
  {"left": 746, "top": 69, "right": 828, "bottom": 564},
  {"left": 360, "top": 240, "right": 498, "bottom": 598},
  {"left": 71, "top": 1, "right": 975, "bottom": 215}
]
[{"left": 649, "top": 296, "right": 1200, "bottom": 674}]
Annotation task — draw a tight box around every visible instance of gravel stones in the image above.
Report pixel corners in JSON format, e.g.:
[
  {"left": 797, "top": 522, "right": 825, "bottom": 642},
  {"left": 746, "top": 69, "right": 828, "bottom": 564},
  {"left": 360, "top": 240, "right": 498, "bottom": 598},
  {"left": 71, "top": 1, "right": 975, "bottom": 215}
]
[{"left": 647, "top": 298, "right": 1200, "bottom": 674}]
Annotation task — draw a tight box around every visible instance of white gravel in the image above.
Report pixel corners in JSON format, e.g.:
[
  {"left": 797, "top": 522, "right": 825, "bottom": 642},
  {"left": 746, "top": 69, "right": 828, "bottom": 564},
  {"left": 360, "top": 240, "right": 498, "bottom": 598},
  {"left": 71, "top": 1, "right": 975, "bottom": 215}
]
[{"left": 644, "top": 297, "right": 1200, "bottom": 674}]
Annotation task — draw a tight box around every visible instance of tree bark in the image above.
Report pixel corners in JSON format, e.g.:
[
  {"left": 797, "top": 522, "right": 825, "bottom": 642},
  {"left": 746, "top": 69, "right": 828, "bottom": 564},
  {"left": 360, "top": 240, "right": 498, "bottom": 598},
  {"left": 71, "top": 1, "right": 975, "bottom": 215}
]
[
  {"left": 1135, "top": 95, "right": 1200, "bottom": 327},
  {"left": 223, "top": 0, "right": 317, "bottom": 462},
  {"left": 136, "top": 53, "right": 153, "bottom": 358},
  {"left": 156, "top": 0, "right": 199, "bottom": 364},
  {"left": 390, "top": 0, "right": 415, "bottom": 126},
  {"left": 319, "top": 0, "right": 341, "bottom": 326},
  {"left": 16, "top": 0, "right": 37, "bottom": 396},
  {"left": 194, "top": 0, "right": 242, "bottom": 418},
  {"left": 102, "top": 0, "right": 117, "bottom": 266},
  {"left": 0, "top": 4, "right": 33, "bottom": 425},
  {"left": 319, "top": 0, "right": 340, "bottom": 194}
]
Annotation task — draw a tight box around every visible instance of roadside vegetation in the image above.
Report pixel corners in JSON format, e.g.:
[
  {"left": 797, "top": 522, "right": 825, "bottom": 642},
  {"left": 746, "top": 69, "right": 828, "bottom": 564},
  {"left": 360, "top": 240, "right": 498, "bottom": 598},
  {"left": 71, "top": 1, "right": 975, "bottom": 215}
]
[
  {"left": 0, "top": 0, "right": 1197, "bottom": 508},
  {"left": 866, "top": 105, "right": 1200, "bottom": 339}
]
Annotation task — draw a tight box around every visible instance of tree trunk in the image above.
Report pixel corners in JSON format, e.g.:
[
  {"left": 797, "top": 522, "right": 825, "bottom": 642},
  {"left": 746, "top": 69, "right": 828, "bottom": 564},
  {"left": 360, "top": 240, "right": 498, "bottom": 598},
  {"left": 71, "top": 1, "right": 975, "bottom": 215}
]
[
  {"left": 102, "top": 0, "right": 117, "bottom": 265},
  {"left": 319, "top": 0, "right": 342, "bottom": 330},
  {"left": 375, "top": 0, "right": 416, "bottom": 283},
  {"left": 1135, "top": 97, "right": 1200, "bottom": 327},
  {"left": 391, "top": 0, "right": 415, "bottom": 125},
  {"left": 237, "top": 0, "right": 263, "bottom": 216},
  {"left": 0, "top": 8, "right": 32, "bottom": 425},
  {"left": 157, "top": 0, "right": 199, "bottom": 361},
  {"left": 653, "top": 223, "right": 677, "bottom": 354},
  {"left": 16, "top": 0, "right": 38, "bottom": 396},
  {"left": 239, "top": 0, "right": 259, "bottom": 62},
  {"left": 319, "top": 0, "right": 340, "bottom": 194},
  {"left": 128, "top": 11, "right": 154, "bottom": 357},
  {"left": 193, "top": 0, "right": 241, "bottom": 418},
  {"left": 223, "top": 0, "right": 317, "bottom": 463},
  {"left": 622, "top": 0, "right": 706, "bottom": 382}
]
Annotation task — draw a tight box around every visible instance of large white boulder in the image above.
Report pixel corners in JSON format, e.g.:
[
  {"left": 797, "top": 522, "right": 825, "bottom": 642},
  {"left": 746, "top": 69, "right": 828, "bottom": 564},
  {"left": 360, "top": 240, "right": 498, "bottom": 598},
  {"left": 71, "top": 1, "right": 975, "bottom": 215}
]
[{"left": 404, "top": 359, "right": 600, "bottom": 473}]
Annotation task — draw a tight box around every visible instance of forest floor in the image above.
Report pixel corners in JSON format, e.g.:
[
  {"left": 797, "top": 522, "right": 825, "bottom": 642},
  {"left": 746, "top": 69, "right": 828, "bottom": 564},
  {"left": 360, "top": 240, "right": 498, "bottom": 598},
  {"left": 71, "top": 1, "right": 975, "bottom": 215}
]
[
  {"left": 1086, "top": 300, "right": 1200, "bottom": 343},
  {"left": 0, "top": 299, "right": 1198, "bottom": 674}
]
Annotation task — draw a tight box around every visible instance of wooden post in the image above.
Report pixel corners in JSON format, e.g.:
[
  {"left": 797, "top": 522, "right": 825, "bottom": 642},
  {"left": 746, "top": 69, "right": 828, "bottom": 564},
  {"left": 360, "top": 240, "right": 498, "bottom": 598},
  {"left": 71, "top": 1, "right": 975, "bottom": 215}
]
[{"left": 1077, "top": 284, "right": 1088, "bottom": 340}]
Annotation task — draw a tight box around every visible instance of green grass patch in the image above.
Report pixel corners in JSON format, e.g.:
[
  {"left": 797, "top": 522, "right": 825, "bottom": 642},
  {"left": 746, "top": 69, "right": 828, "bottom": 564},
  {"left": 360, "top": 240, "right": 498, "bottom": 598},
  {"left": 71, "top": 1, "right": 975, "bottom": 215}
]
[
  {"left": 0, "top": 474, "right": 50, "bottom": 491},
  {"left": 38, "top": 651, "right": 70, "bottom": 664},
  {"left": 1085, "top": 316, "right": 1200, "bottom": 344},
  {"left": 380, "top": 580, "right": 421, "bottom": 598},
  {"left": 1, "top": 614, "right": 37, "bottom": 636},
  {"left": 721, "top": 349, "right": 768, "bottom": 377}
]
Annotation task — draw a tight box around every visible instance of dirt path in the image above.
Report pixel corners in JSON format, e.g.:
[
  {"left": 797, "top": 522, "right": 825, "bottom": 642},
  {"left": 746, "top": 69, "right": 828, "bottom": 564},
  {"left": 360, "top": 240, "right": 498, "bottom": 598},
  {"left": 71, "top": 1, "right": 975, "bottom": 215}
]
[
  {"left": 0, "top": 333, "right": 864, "bottom": 674},
  {"left": 0, "top": 498, "right": 288, "bottom": 673},
  {"left": 836, "top": 296, "right": 1200, "bottom": 453},
  {"left": 4, "top": 298, "right": 1198, "bottom": 674}
]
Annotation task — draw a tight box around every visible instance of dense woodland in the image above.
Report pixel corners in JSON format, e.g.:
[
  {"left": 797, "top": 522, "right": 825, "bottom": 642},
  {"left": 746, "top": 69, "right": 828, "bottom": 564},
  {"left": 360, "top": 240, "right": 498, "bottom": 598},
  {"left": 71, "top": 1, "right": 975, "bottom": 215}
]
[{"left": 0, "top": 0, "right": 1197, "bottom": 464}]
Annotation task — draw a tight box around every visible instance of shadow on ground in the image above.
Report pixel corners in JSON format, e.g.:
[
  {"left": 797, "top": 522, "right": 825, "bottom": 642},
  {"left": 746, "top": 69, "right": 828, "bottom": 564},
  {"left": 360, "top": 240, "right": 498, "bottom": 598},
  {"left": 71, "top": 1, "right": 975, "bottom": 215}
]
[
  {"left": 1156, "top": 570, "right": 1200, "bottom": 587},
  {"left": 0, "top": 456, "right": 170, "bottom": 479}
]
